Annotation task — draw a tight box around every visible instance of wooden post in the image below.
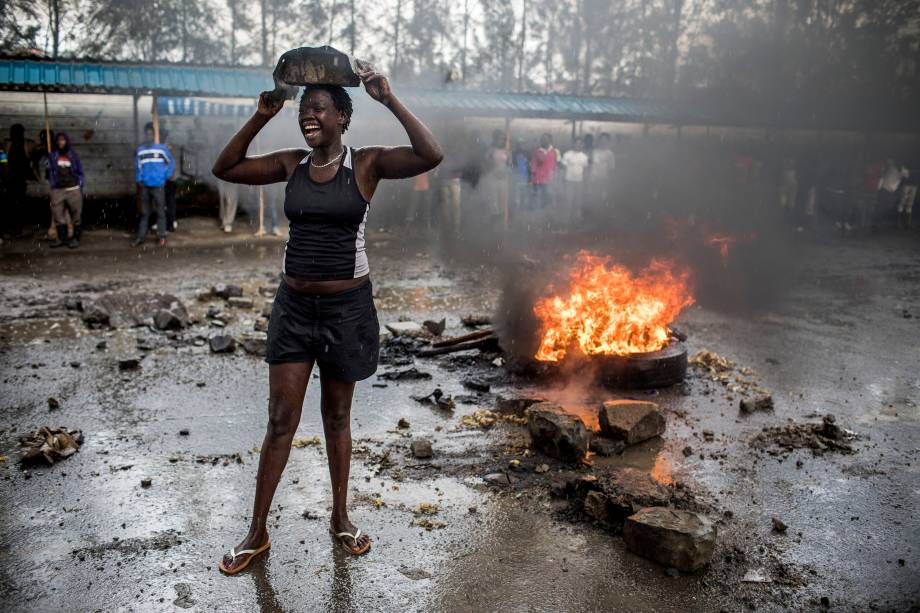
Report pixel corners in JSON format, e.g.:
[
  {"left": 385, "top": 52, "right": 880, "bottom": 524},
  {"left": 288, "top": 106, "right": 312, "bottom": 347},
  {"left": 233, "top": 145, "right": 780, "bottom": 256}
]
[
  {"left": 42, "top": 92, "right": 52, "bottom": 153},
  {"left": 503, "top": 116, "right": 511, "bottom": 229},
  {"left": 151, "top": 95, "right": 160, "bottom": 144}
]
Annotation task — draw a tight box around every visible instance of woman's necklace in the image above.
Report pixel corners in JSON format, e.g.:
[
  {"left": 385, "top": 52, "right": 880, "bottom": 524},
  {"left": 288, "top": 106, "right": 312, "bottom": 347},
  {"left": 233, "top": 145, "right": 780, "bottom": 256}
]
[{"left": 310, "top": 148, "right": 344, "bottom": 168}]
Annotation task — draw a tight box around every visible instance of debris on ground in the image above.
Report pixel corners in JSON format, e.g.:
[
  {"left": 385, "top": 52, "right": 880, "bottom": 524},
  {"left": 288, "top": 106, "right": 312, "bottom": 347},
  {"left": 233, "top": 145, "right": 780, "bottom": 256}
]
[
  {"left": 194, "top": 453, "right": 243, "bottom": 466},
  {"left": 414, "top": 502, "right": 439, "bottom": 515},
  {"left": 141, "top": 477, "right": 153, "bottom": 488},
  {"left": 153, "top": 302, "right": 188, "bottom": 330},
  {"left": 461, "top": 314, "right": 492, "bottom": 327},
  {"left": 483, "top": 472, "right": 513, "bottom": 485},
  {"left": 397, "top": 418, "right": 411, "bottom": 429},
  {"left": 417, "top": 329, "right": 498, "bottom": 357},
  {"left": 47, "top": 397, "right": 61, "bottom": 411},
  {"left": 398, "top": 566, "right": 433, "bottom": 580},
  {"left": 292, "top": 436, "right": 321, "bottom": 448},
  {"left": 581, "top": 468, "right": 672, "bottom": 524},
  {"left": 385, "top": 321, "right": 425, "bottom": 337},
  {"left": 460, "top": 409, "right": 527, "bottom": 430},
  {"left": 378, "top": 367, "right": 432, "bottom": 381},
  {"left": 495, "top": 396, "right": 546, "bottom": 417},
  {"left": 750, "top": 414, "right": 858, "bottom": 457},
  {"left": 211, "top": 284, "right": 243, "bottom": 299},
  {"left": 771, "top": 517, "right": 788, "bottom": 532},
  {"left": 411, "top": 388, "right": 455, "bottom": 411},
  {"left": 118, "top": 357, "right": 141, "bottom": 370},
  {"left": 690, "top": 349, "right": 770, "bottom": 398},
  {"left": 81, "top": 303, "right": 111, "bottom": 328},
  {"left": 527, "top": 402, "right": 589, "bottom": 463},
  {"left": 172, "top": 582, "right": 196, "bottom": 608},
  {"left": 227, "top": 296, "right": 254, "bottom": 309},
  {"left": 740, "top": 395, "right": 774, "bottom": 414},
  {"left": 623, "top": 507, "right": 717, "bottom": 572},
  {"left": 209, "top": 335, "right": 236, "bottom": 354},
  {"left": 412, "top": 518, "right": 447, "bottom": 530},
  {"left": 240, "top": 336, "right": 267, "bottom": 356},
  {"left": 422, "top": 318, "right": 446, "bottom": 336},
  {"left": 410, "top": 438, "right": 433, "bottom": 459},
  {"left": 19, "top": 427, "right": 84, "bottom": 465},
  {"left": 598, "top": 400, "right": 666, "bottom": 445},
  {"left": 461, "top": 377, "right": 491, "bottom": 392},
  {"left": 742, "top": 568, "right": 772, "bottom": 583}
]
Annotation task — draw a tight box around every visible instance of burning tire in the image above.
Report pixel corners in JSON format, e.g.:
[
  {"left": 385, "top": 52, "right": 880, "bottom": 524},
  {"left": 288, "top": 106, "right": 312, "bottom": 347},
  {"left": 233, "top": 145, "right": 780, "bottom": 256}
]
[{"left": 592, "top": 342, "right": 688, "bottom": 389}]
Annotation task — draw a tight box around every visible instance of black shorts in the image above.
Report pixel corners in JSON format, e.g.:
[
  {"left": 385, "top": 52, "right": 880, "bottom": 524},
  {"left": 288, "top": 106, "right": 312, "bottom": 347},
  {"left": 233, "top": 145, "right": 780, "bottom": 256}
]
[{"left": 265, "top": 278, "right": 379, "bottom": 382}]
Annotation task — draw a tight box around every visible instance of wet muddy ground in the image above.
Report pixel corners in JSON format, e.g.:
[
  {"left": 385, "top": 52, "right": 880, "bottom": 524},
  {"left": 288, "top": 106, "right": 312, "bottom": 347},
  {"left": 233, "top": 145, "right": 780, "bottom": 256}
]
[{"left": 1, "top": 219, "right": 918, "bottom": 612}]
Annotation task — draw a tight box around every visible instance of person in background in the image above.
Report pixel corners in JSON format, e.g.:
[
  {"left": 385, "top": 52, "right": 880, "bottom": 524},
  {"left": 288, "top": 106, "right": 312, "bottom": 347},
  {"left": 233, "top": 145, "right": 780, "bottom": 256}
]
[
  {"left": 897, "top": 162, "right": 916, "bottom": 229},
  {"left": 258, "top": 183, "right": 285, "bottom": 236},
  {"left": 561, "top": 137, "right": 589, "bottom": 223},
  {"left": 218, "top": 178, "right": 240, "bottom": 233},
  {"left": 438, "top": 148, "right": 464, "bottom": 233},
  {"left": 530, "top": 133, "right": 557, "bottom": 211},
  {"left": 483, "top": 129, "right": 510, "bottom": 227},
  {"left": 592, "top": 132, "right": 615, "bottom": 205},
  {"left": 512, "top": 139, "right": 530, "bottom": 212},
  {"left": 876, "top": 158, "right": 904, "bottom": 227},
  {"left": 134, "top": 122, "right": 175, "bottom": 247},
  {"left": 47, "top": 132, "right": 85, "bottom": 248},
  {"left": 779, "top": 156, "right": 797, "bottom": 222},
  {"left": 3, "top": 124, "right": 37, "bottom": 237}
]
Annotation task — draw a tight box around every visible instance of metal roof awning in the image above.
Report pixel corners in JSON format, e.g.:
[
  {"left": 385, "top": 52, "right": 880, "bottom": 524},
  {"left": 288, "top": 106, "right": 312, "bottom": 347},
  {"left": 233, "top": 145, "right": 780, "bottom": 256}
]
[{"left": 1, "top": 58, "right": 681, "bottom": 124}]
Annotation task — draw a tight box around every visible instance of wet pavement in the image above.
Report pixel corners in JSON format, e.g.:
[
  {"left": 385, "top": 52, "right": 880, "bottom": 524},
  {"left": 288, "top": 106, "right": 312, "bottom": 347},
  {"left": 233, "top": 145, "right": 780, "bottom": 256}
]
[{"left": 1, "top": 219, "right": 918, "bottom": 612}]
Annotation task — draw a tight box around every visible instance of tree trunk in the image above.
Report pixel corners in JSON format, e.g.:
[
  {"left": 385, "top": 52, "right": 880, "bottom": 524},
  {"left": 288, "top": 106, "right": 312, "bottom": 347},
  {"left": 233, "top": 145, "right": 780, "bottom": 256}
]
[
  {"left": 462, "top": 0, "right": 469, "bottom": 81},
  {"left": 349, "top": 0, "right": 356, "bottom": 56},
  {"left": 261, "top": 0, "right": 269, "bottom": 66},
  {"left": 393, "top": 0, "right": 402, "bottom": 78},
  {"left": 230, "top": 1, "right": 237, "bottom": 65},
  {"left": 517, "top": 0, "right": 528, "bottom": 91},
  {"left": 50, "top": 0, "right": 61, "bottom": 58},
  {"left": 181, "top": 0, "right": 188, "bottom": 62},
  {"left": 328, "top": 0, "right": 337, "bottom": 45}
]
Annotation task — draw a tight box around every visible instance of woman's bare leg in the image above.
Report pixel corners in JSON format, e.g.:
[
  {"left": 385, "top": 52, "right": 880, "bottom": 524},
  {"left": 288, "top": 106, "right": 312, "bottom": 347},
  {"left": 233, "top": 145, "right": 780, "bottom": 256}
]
[
  {"left": 221, "top": 361, "right": 313, "bottom": 571},
  {"left": 319, "top": 370, "right": 370, "bottom": 553}
]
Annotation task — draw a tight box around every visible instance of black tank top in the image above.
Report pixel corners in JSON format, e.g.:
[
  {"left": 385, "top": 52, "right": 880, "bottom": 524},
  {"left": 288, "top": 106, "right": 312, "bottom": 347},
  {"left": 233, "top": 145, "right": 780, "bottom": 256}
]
[{"left": 282, "top": 147, "right": 369, "bottom": 281}]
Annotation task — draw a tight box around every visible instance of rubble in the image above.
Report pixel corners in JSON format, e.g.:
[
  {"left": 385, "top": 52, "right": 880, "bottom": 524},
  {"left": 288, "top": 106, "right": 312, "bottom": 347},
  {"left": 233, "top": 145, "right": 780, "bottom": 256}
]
[
  {"left": 461, "top": 314, "right": 492, "bottom": 327},
  {"left": 81, "top": 303, "right": 111, "bottom": 328},
  {"left": 411, "top": 388, "right": 455, "bottom": 411},
  {"left": 153, "top": 309, "right": 185, "bottom": 331},
  {"left": 19, "top": 427, "right": 84, "bottom": 465},
  {"left": 461, "top": 377, "right": 491, "bottom": 392},
  {"left": 212, "top": 284, "right": 243, "bottom": 299},
  {"left": 209, "top": 335, "right": 237, "bottom": 354},
  {"left": 750, "top": 414, "right": 857, "bottom": 457},
  {"left": 771, "top": 518, "right": 788, "bottom": 532},
  {"left": 495, "top": 396, "right": 546, "bottom": 417},
  {"left": 598, "top": 400, "right": 666, "bottom": 445},
  {"left": 410, "top": 438, "right": 433, "bottom": 458},
  {"left": 527, "top": 403, "right": 589, "bottom": 463},
  {"left": 141, "top": 478, "right": 153, "bottom": 488},
  {"left": 292, "top": 436, "right": 321, "bottom": 448},
  {"left": 690, "top": 348, "right": 770, "bottom": 398},
  {"left": 385, "top": 321, "right": 425, "bottom": 337},
  {"left": 422, "top": 319, "right": 446, "bottom": 336},
  {"left": 623, "top": 507, "right": 716, "bottom": 572},
  {"left": 397, "top": 418, "right": 411, "bottom": 429},
  {"left": 378, "top": 367, "right": 431, "bottom": 381},
  {"left": 241, "top": 337, "right": 267, "bottom": 356},
  {"left": 586, "top": 468, "right": 672, "bottom": 523},
  {"left": 118, "top": 357, "right": 141, "bottom": 371},
  {"left": 740, "top": 395, "right": 774, "bottom": 413},
  {"left": 227, "top": 297, "right": 254, "bottom": 309},
  {"left": 47, "top": 397, "right": 61, "bottom": 411}
]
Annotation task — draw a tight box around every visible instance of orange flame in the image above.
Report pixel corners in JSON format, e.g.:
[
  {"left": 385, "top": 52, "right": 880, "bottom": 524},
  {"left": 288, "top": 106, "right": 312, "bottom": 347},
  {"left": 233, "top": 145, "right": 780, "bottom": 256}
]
[{"left": 534, "top": 253, "right": 694, "bottom": 361}]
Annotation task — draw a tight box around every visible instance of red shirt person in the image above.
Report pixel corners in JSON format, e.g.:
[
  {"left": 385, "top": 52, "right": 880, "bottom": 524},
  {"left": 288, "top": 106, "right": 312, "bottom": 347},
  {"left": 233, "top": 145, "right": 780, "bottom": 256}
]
[{"left": 530, "top": 133, "right": 557, "bottom": 209}]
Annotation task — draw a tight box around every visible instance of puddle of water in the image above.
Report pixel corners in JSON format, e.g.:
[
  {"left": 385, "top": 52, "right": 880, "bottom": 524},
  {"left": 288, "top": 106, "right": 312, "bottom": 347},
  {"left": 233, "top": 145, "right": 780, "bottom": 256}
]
[{"left": 0, "top": 318, "right": 80, "bottom": 341}]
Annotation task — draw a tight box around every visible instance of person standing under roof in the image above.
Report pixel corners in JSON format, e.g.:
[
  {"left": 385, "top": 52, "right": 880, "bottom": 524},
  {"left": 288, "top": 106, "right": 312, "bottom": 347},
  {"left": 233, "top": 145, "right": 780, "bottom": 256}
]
[
  {"left": 134, "top": 122, "right": 174, "bottom": 246},
  {"left": 530, "top": 133, "right": 557, "bottom": 211},
  {"left": 561, "top": 137, "right": 589, "bottom": 223},
  {"left": 47, "top": 132, "right": 85, "bottom": 249},
  {"left": 3, "top": 124, "right": 37, "bottom": 237}
]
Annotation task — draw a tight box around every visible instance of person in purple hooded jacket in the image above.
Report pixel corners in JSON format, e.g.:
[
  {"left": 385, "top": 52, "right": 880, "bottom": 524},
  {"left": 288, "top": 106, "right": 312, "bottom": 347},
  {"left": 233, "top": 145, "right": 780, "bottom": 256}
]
[{"left": 48, "top": 132, "right": 85, "bottom": 248}]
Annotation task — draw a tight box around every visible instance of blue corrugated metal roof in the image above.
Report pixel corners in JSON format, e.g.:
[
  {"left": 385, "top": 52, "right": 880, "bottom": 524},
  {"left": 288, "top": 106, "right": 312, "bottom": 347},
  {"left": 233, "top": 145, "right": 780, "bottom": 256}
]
[{"left": 0, "top": 58, "right": 680, "bottom": 123}]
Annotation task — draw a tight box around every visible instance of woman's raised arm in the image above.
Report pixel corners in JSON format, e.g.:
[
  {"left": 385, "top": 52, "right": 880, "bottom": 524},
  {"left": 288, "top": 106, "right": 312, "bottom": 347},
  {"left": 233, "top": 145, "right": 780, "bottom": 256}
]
[
  {"left": 355, "top": 63, "right": 443, "bottom": 181},
  {"left": 212, "top": 92, "right": 305, "bottom": 185}
]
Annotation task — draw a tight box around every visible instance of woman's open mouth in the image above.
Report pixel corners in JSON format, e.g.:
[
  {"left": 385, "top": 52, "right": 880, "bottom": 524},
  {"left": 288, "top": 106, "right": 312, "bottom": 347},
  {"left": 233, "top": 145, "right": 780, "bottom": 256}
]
[{"left": 301, "top": 121, "right": 321, "bottom": 138}]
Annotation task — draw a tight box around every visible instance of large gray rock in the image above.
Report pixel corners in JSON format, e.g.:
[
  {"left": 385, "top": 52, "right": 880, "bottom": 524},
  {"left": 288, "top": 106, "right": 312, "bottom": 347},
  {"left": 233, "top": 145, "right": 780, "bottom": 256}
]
[
  {"left": 527, "top": 402, "right": 589, "bottom": 463},
  {"left": 212, "top": 284, "right": 243, "bottom": 299},
  {"left": 594, "top": 467, "right": 671, "bottom": 523},
  {"left": 227, "top": 296, "right": 254, "bottom": 309},
  {"left": 598, "top": 400, "right": 666, "bottom": 445},
  {"left": 623, "top": 507, "right": 717, "bottom": 572},
  {"left": 410, "top": 438, "right": 433, "bottom": 459},
  {"left": 209, "top": 335, "right": 237, "bottom": 353},
  {"left": 81, "top": 303, "right": 111, "bottom": 328},
  {"left": 154, "top": 309, "right": 185, "bottom": 331},
  {"left": 241, "top": 337, "right": 267, "bottom": 356}
]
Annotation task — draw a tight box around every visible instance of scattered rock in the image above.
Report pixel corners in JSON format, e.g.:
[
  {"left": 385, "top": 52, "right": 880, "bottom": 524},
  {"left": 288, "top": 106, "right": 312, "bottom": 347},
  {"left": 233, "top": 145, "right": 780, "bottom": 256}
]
[
  {"left": 95, "top": 340, "right": 107, "bottom": 350},
  {"left": 261, "top": 302, "right": 273, "bottom": 318},
  {"left": 461, "top": 377, "right": 491, "bottom": 393},
  {"left": 397, "top": 418, "right": 411, "bottom": 429},
  {"left": 153, "top": 309, "right": 185, "bottom": 331},
  {"left": 527, "top": 402, "right": 589, "bottom": 463},
  {"left": 771, "top": 518, "right": 787, "bottom": 533},
  {"left": 398, "top": 566, "right": 432, "bottom": 580},
  {"left": 483, "top": 472, "right": 511, "bottom": 485},
  {"left": 461, "top": 314, "right": 491, "bottom": 327},
  {"left": 682, "top": 446, "right": 693, "bottom": 457},
  {"left": 594, "top": 468, "right": 672, "bottom": 523},
  {"left": 378, "top": 367, "right": 431, "bottom": 381},
  {"left": 422, "top": 318, "right": 446, "bottom": 336},
  {"left": 47, "top": 397, "right": 61, "bottom": 411},
  {"left": 81, "top": 303, "right": 111, "bottom": 328},
  {"left": 623, "top": 507, "right": 717, "bottom": 572},
  {"left": 742, "top": 568, "right": 772, "bottom": 583},
  {"left": 179, "top": 429, "right": 190, "bottom": 436},
  {"left": 385, "top": 321, "right": 425, "bottom": 337},
  {"left": 241, "top": 337, "right": 267, "bottom": 356},
  {"left": 534, "top": 463, "right": 549, "bottom": 474},
  {"left": 227, "top": 296, "right": 254, "bottom": 309},
  {"left": 141, "top": 478, "right": 152, "bottom": 488},
  {"left": 750, "top": 414, "right": 857, "bottom": 457},
  {"left": 212, "top": 284, "right": 243, "bottom": 299},
  {"left": 209, "top": 335, "right": 237, "bottom": 354},
  {"left": 292, "top": 436, "right": 321, "bottom": 448},
  {"left": 64, "top": 297, "right": 83, "bottom": 311},
  {"left": 172, "top": 582, "right": 196, "bottom": 609},
  {"left": 69, "top": 361, "right": 81, "bottom": 368},
  {"left": 591, "top": 438, "right": 626, "bottom": 456},
  {"left": 254, "top": 319, "right": 269, "bottom": 332},
  {"left": 495, "top": 396, "right": 546, "bottom": 417},
  {"left": 118, "top": 357, "right": 141, "bottom": 371},
  {"left": 410, "top": 438, "right": 433, "bottom": 459},
  {"left": 583, "top": 490, "right": 610, "bottom": 522},
  {"left": 598, "top": 400, "right": 666, "bottom": 445},
  {"left": 411, "top": 388, "right": 455, "bottom": 411},
  {"left": 19, "top": 427, "right": 84, "bottom": 465},
  {"left": 664, "top": 567, "right": 680, "bottom": 578},
  {"left": 740, "top": 395, "right": 774, "bottom": 414}
]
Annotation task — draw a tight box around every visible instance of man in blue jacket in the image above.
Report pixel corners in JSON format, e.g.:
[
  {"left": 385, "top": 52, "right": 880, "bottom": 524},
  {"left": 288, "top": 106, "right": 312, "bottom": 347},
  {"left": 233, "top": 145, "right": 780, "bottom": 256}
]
[
  {"left": 48, "top": 131, "right": 85, "bottom": 248},
  {"left": 134, "top": 122, "right": 175, "bottom": 246}
]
